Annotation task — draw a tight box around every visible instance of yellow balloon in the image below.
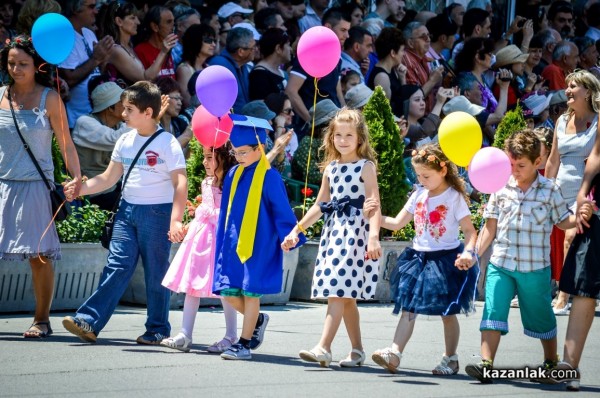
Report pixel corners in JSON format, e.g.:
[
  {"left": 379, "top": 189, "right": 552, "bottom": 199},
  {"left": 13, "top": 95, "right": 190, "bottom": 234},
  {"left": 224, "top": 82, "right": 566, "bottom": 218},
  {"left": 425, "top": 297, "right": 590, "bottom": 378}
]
[{"left": 438, "top": 111, "right": 482, "bottom": 167}]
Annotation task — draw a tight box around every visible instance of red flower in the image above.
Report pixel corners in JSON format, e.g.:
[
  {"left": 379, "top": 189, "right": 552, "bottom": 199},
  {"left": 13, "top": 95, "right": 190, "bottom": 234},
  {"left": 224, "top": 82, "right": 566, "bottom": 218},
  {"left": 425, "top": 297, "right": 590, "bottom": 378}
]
[
  {"left": 429, "top": 210, "right": 441, "bottom": 224},
  {"left": 301, "top": 187, "right": 314, "bottom": 197}
]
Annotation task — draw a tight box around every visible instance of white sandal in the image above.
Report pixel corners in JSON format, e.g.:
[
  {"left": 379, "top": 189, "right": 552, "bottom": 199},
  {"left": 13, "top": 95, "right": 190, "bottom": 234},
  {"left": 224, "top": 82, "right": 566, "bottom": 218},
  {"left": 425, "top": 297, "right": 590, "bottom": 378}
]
[
  {"left": 371, "top": 347, "right": 402, "bottom": 373},
  {"left": 299, "top": 346, "right": 332, "bottom": 367},
  {"left": 432, "top": 354, "right": 459, "bottom": 375},
  {"left": 160, "top": 333, "right": 192, "bottom": 352},
  {"left": 339, "top": 348, "right": 366, "bottom": 367}
]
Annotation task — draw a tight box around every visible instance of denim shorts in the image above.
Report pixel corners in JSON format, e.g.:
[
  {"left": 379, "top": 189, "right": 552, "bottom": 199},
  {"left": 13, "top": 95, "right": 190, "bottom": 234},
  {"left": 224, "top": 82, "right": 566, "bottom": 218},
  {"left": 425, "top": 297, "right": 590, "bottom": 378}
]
[{"left": 220, "top": 288, "right": 262, "bottom": 298}]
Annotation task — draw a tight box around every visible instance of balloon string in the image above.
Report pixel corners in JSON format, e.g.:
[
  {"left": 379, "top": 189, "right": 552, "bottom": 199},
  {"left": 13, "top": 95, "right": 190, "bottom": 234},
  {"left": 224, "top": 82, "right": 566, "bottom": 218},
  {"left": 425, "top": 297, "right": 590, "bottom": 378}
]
[
  {"left": 38, "top": 67, "right": 71, "bottom": 264},
  {"left": 301, "top": 77, "right": 319, "bottom": 218}
]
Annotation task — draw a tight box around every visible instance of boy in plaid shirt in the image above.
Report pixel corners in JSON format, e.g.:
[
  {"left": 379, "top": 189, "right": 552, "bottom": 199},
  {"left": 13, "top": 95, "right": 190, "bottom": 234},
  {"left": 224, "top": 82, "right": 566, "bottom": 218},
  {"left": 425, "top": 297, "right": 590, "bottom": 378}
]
[{"left": 465, "top": 130, "right": 593, "bottom": 383}]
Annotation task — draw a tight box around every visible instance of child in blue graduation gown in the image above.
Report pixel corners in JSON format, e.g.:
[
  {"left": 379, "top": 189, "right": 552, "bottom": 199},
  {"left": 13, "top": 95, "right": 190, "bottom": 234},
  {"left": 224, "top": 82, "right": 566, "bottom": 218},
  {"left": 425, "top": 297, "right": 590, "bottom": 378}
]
[{"left": 213, "top": 114, "right": 305, "bottom": 360}]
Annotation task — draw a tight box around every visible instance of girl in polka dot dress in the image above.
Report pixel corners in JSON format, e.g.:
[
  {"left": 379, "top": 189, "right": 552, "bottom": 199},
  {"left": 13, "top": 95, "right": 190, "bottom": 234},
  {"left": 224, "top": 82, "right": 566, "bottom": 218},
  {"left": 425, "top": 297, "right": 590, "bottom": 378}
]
[
  {"left": 367, "top": 144, "right": 479, "bottom": 375},
  {"left": 282, "top": 108, "right": 382, "bottom": 368}
]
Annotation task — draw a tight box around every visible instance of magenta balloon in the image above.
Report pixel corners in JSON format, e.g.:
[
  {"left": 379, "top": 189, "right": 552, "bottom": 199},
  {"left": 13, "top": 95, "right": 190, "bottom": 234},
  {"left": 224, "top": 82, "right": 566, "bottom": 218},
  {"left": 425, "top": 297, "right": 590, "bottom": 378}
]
[
  {"left": 468, "top": 147, "right": 512, "bottom": 194},
  {"left": 297, "top": 26, "right": 342, "bottom": 78},
  {"left": 195, "top": 65, "right": 238, "bottom": 117}
]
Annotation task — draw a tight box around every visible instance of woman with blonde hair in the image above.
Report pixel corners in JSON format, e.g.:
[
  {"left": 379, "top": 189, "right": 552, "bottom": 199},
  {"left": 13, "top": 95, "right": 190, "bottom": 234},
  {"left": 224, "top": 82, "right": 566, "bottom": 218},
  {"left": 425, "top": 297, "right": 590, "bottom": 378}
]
[{"left": 545, "top": 69, "right": 600, "bottom": 315}]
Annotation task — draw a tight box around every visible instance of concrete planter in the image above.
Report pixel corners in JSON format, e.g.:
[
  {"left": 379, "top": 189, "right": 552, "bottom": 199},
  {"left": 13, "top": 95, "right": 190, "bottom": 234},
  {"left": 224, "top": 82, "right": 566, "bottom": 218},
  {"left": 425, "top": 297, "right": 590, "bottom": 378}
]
[
  {"left": 0, "top": 242, "right": 301, "bottom": 313},
  {"left": 0, "top": 243, "right": 108, "bottom": 313},
  {"left": 121, "top": 248, "right": 300, "bottom": 308},
  {"left": 290, "top": 240, "right": 412, "bottom": 303}
]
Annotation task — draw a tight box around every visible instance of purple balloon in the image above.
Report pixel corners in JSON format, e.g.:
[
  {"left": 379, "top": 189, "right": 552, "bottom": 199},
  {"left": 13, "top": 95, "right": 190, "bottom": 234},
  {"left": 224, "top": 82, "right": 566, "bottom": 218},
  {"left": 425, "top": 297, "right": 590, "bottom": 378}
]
[{"left": 195, "top": 65, "right": 238, "bottom": 117}]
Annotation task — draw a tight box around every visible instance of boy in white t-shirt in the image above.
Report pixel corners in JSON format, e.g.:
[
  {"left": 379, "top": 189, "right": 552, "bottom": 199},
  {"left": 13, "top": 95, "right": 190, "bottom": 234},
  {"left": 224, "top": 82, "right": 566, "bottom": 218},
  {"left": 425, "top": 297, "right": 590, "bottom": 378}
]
[{"left": 62, "top": 81, "right": 187, "bottom": 344}]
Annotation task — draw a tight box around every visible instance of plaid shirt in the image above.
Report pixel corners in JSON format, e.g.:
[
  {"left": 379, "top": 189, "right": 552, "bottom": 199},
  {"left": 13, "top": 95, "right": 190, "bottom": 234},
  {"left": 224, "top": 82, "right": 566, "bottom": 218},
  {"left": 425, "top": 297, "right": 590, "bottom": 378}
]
[{"left": 483, "top": 173, "right": 571, "bottom": 272}]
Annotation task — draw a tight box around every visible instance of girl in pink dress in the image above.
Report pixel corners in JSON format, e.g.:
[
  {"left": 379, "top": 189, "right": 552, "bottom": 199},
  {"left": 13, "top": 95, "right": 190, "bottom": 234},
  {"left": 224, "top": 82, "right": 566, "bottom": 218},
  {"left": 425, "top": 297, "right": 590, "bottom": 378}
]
[{"left": 161, "top": 145, "right": 237, "bottom": 352}]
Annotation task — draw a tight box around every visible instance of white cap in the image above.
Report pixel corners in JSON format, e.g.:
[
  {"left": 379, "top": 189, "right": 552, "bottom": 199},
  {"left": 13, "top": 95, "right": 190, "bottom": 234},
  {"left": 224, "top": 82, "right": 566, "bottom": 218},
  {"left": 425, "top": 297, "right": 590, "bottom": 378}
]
[
  {"left": 233, "top": 22, "right": 261, "bottom": 40},
  {"left": 218, "top": 2, "right": 253, "bottom": 19},
  {"left": 442, "top": 96, "right": 485, "bottom": 116}
]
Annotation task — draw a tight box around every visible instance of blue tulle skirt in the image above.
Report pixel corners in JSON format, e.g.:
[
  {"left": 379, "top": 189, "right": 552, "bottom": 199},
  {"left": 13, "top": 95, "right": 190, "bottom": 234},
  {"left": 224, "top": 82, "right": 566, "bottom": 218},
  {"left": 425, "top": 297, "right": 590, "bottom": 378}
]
[{"left": 391, "top": 245, "right": 479, "bottom": 316}]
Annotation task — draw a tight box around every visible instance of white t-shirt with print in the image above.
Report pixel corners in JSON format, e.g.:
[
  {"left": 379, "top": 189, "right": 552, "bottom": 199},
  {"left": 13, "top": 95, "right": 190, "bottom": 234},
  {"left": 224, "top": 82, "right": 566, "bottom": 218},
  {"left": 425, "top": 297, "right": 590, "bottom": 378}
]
[
  {"left": 404, "top": 186, "right": 470, "bottom": 252},
  {"left": 111, "top": 129, "right": 186, "bottom": 205}
]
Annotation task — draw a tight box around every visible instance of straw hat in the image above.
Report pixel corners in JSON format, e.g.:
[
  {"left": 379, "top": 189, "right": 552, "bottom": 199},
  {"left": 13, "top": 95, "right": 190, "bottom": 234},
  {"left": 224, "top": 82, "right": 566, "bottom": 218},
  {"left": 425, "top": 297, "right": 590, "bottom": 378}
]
[{"left": 493, "top": 45, "right": 529, "bottom": 69}]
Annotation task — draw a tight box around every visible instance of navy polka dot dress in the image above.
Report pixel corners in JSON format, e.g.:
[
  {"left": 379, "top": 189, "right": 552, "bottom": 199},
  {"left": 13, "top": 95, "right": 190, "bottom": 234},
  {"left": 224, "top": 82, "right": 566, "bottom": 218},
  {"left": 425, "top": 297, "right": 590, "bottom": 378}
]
[{"left": 311, "top": 160, "right": 380, "bottom": 300}]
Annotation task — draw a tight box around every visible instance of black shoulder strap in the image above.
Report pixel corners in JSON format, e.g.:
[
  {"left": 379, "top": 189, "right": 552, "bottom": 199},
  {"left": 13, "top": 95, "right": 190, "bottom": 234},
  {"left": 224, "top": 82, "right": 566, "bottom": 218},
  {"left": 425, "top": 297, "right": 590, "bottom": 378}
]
[{"left": 8, "top": 87, "right": 53, "bottom": 191}]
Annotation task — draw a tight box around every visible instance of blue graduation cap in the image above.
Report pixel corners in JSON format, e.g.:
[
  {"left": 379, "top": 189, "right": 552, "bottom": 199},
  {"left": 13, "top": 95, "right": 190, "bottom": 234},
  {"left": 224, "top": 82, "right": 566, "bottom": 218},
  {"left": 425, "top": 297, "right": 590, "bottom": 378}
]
[{"left": 229, "top": 114, "right": 273, "bottom": 148}]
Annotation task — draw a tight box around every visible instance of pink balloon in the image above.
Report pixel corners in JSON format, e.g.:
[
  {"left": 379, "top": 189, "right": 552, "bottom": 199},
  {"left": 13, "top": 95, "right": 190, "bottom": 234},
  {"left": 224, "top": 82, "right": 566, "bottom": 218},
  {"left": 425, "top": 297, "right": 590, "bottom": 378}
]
[
  {"left": 191, "top": 105, "right": 233, "bottom": 148},
  {"left": 468, "top": 147, "right": 512, "bottom": 194},
  {"left": 297, "top": 26, "right": 342, "bottom": 78}
]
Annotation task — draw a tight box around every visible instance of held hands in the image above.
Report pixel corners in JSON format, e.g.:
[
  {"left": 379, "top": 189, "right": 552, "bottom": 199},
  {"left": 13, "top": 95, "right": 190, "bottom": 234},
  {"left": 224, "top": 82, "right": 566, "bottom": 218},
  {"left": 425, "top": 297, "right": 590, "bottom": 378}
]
[
  {"left": 281, "top": 230, "right": 300, "bottom": 252},
  {"left": 62, "top": 177, "right": 82, "bottom": 202},
  {"left": 363, "top": 197, "right": 380, "bottom": 219},
  {"left": 366, "top": 236, "right": 382, "bottom": 260},
  {"left": 168, "top": 221, "right": 185, "bottom": 243},
  {"left": 576, "top": 199, "right": 596, "bottom": 233},
  {"left": 455, "top": 250, "right": 476, "bottom": 270}
]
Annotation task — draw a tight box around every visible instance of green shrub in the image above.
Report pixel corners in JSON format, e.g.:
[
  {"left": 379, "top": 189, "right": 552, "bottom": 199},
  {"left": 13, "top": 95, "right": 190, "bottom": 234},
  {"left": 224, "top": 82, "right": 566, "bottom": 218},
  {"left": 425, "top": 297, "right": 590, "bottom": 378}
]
[
  {"left": 186, "top": 137, "right": 206, "bottom": 200},
  {"left": 55, "top": 202, "right": 110, "bottom": 243},
  {"left": 492, "top": 103, "right": 526, "bottom": 150},
  {"left": 363, "top": 86, "right": 410, "bottom": 220}
]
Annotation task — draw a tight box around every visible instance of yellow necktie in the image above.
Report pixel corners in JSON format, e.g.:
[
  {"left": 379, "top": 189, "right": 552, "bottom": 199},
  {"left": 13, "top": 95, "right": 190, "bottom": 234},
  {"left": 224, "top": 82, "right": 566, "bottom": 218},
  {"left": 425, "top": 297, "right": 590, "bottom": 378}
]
[{"left": 225, "top": 150, "right": 270, "bottom": 263}]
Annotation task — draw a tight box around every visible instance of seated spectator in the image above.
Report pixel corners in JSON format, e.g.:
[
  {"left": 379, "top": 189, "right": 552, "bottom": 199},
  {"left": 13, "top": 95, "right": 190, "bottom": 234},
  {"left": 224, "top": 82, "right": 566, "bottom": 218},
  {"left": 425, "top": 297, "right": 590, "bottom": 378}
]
[
  {"left": 254, "top": 7, "right": 287, "bottom": 32},
  {"left": 298, "top": 0, "right": 329, "bottom": 33},
  {"left": 542, "top": 89, "right": 568, "bottom": 130},
  {"left": 400, "top": 84, "right": 453, "bottom": 154},
  {"left": 367, "top": 27, "right": 407, "bottom": 117},
  {"left": 208, "top": 27, "right": 255, "bottom": 112},
  {"left": 217, "top": 2, "right": 253, "bottom": 28},
  {"left": 341, "top": 1, "right": 365, "bottom": 27},
  {"left": 241, "top": 100, "right": 292, "bottom": 172},
  {"left": 426, "top": 13, "right": 458, "bottom": 62},
  {"left": 341, "top": 69, "right": 361, "bottom": 96},
  {"left": 72, "top": 81, "right": 129, "bottom": 210},
  {"left": 491, "top": 45, "right": 532, "bottom": 107},
  {"left": 541, "top": 40, "right": 579, "bottom": 90},
  {"left": 345, "top": 83, "right": 373, "bottom": 110},
  {"left": 547, "top": 0, "right": 574, "bottom": 39},
  {"left": 249, "top": 28, "right": 291, "bottom": 100},
  {"left": 522, "top": 92, "right": 553, "bottom": 128},
  {"left": 585, "top": 2, "right": 600, "bottom": 42},
  {"left": 573, "top": 36, "right": 599, "bottom": 72},
  {"left": 155, "top": 76, "right": 189, "bottom": 139},
  {"left": 176, "top": 24, "right": 217, "bottom": 108},
  {"left": 455, "top": 37, "right": 497, "bottom": 113},
  {"left": 134, "top": 6, "right": 179, "bottom": 80},
  {"left": 97, "top": 2, "right": 176, "bottom": 87},
  {"left": 456, "top": 70, "right": 510, "bottom": 145},
  {"left": 524, "top": 34, "right": 543, "bottom": 77},
  {"left": 264, "top": 92, "right": 298, "bottom": 162},
  {"left": 341, "top": 26, "right": 373, "bottom": 83},
  {"left": 402, "top": 21, "right": 444, "bottom": 112},
  {"left": 170, "top": 5, "right": 201, "bottom": 67},
  {"left": 364, "top": 0, "right": 400, "bottom": 28},
  {"left": 291, "top": 99, "right": 339, "bottom": 185}
]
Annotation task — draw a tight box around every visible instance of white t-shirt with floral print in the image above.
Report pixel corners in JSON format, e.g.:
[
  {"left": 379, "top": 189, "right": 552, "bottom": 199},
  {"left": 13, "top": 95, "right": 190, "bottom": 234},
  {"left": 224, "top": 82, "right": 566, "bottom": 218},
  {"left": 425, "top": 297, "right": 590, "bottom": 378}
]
[{"left": 404, "top": 186, "right": 471, "bottom": 252}]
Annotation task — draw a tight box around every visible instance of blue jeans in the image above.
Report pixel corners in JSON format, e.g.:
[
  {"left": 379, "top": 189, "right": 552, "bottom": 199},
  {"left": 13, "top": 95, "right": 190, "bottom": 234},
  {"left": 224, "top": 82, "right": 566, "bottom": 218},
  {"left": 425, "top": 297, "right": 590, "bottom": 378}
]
[{"left": 76, "top": 200, "right": 173, "bottom": 336}]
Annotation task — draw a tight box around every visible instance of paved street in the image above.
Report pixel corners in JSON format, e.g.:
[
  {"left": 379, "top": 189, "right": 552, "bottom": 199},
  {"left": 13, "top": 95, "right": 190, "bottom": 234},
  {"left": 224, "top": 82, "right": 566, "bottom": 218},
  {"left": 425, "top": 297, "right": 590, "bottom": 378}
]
[{"left": 1, "top": 301, "right": 599, "bottom": 397}]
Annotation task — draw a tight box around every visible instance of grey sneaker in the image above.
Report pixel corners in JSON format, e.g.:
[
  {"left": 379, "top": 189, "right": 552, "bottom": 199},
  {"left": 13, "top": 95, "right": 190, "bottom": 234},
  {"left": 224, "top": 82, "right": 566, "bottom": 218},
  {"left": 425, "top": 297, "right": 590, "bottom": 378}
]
[
  {"left": 248, "top": 313, "right": 269, "bottom": 350},
  {"left": 136, "top": 331, "right": 168, "bottom": 345},
  {"left": 62, "top": 316, "right": 97, "bottom": 343},
  {"left": 221, "top": 343, "right": 252, "bottom": 360}
]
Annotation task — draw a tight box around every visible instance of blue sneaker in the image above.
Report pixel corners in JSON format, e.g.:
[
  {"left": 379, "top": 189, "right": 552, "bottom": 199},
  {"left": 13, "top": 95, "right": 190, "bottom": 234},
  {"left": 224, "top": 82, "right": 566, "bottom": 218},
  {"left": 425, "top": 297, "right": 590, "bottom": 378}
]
[
  {"left": 136, "top": 331, "right": 168, "bottom": 345},
  {"left": 248, "top": 313, "right": 269, "bottom": 350},
  {"left": 221, "top": 343, "right": 252, "bottom": 360},
  {"left": 62, "top": 316, "right": 97, "bottom": 343}
]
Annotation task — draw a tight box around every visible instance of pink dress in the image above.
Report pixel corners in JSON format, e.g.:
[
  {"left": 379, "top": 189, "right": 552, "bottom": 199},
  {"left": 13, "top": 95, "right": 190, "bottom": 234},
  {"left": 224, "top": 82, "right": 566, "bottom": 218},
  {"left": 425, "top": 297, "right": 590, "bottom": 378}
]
[{"left": 162, "top": 178, "right": 222, "bottom": 297}]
